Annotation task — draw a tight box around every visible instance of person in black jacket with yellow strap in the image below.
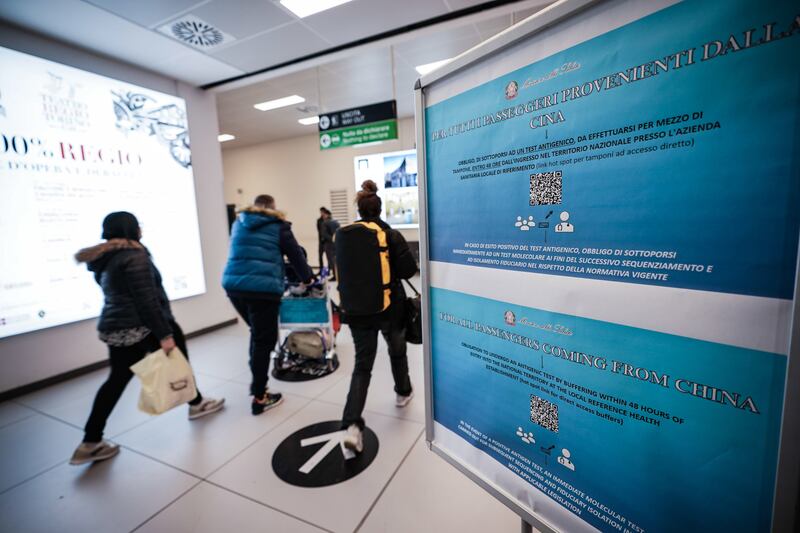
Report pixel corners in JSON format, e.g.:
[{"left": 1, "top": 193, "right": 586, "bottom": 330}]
[
  {"left": 69, "top": 212, "right": 224, "bottom": 466},
  {"left": 336, "top": 180, "right": 418, "bottom": 454}
]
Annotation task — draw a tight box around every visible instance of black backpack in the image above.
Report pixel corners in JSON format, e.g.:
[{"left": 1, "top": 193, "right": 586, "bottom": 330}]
[{"left": 335, "top": 221, "right": 392, "bottom": 316}]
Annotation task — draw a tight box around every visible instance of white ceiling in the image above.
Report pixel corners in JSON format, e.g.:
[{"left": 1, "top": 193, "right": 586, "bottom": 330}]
[
  {"left": 214, "top": 1, "right": 551, "bottom": 147},
  {"left": 0, "top": 0, "right": 552, "bottom": 147}
]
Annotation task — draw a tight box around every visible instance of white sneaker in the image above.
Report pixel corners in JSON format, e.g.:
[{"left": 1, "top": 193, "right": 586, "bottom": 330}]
[
  {"left": 189, "top": 397, "right": 226, "bottom": 420},
  {"left": 69, "top": 440, "right": 120, "bottom": 465},
  {"left": 342, "top": 424, "right": 364, "bottom": 454},
  {"left": 396, "top": 390, "right": 414, "bottom": 408}
]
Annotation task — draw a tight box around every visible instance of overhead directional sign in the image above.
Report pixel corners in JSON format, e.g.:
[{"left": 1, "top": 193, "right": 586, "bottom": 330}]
[{"left": 318, "top": 100, "right": 398, "bottom": 150}]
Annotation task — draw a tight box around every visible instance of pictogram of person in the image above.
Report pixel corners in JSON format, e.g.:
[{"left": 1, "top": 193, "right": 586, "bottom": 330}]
[
  {"left": 557, "top": 448, "right": 575, "bottom": 470},
  {"left": 555, "top": 211, "right": 574, "bottom": 233}
]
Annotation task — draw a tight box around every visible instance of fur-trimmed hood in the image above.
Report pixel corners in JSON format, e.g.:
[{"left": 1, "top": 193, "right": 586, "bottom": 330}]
[
  {"left": 237, "top": 205, "right": 286, "bottom": 220},
  {"left": 236, "top": 205, "right": 288, "bottom": 230},
  {"left": 75, "top": 239, "right": 144, "bottom": 271}
]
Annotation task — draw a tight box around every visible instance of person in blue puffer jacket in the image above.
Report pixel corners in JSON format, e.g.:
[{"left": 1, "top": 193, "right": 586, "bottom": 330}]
[{"left": 223, "top": 194, "right": 313, "bottom": 415}]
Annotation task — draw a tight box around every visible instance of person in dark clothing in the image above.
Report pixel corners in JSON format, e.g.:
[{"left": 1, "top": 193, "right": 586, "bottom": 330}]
[
  {"left": 223, "top": 194, "right": 313, "bottom": 415},
  {"left": 317, "top": 207, "right": 339, "bottom": 279},
  {"left": 317, "top": 208, "right": 327, "bottom": 273},
  {"left": 70, "top": 212, "right": 224, "bottom": 466},
  {"left": 336, "top": 180, "right": 417, "bottom": 453}
]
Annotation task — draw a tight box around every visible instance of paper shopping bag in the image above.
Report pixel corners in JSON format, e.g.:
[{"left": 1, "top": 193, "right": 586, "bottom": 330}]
[{"left": 130, "top": 348, "right": 197, "bottom": 415}]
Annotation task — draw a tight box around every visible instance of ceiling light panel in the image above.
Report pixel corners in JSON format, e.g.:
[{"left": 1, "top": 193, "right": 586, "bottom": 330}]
[
  {"left": 280, "top": 0, "right": 354, "bottom": 19},
  {"left": 218, "top": 134, "right": 236, "bottom": 142},
  {"left": 298, "top": 116, "right": 320, "bottom": 125},
  {"left": 254, "top": 95, "right": 305, "bottom": 111}
]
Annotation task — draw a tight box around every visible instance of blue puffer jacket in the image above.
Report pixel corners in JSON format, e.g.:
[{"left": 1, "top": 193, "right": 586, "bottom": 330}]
[{"left": 222, "top": 207, "right": 287, "bottom": 296}]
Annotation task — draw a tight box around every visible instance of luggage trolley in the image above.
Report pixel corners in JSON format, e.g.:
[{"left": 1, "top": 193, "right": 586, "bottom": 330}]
[{"left": 272, "top": 273, "right": 340, "bottom": 380}]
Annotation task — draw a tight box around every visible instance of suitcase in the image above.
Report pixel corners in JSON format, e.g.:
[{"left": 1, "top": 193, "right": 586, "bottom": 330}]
[{"left": 286, "top": 329, "right": 331, "bottom": 359}]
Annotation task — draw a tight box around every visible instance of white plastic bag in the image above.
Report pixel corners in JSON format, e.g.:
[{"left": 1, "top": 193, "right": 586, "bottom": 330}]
[{"left": 130, "top": 348, "right": 197, "bottom": 415}]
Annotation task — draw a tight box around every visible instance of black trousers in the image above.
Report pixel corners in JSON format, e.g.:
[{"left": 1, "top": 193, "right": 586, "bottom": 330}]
[
  {"left": 228, "top": 296, "right": 280, "bottom": 398},
  {"left": 84, "top": 321, "right": 201, "bottom": 443},
  {"left": 323, "top": 242, "right": 336, "bottom": 278},
  {"left": 318, "top": 241, "right": 335, "bottom": 275},
  {"left": 342, "top": 319, "right": 412, "bottom": 429}
]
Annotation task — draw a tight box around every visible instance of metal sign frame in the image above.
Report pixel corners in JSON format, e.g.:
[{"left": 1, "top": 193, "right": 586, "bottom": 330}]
[{"left": 413, "top": 0, "right": 800, "bottom": 531}]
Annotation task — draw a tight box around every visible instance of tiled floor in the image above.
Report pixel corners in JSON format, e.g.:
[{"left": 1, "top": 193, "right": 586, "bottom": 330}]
[{"left": 0, "top": 320, "right": 521, "bottom": 532}]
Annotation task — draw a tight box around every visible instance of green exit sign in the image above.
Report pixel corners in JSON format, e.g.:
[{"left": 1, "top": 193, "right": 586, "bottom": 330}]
[
  {"left": 319, "top": 119, "right": 398, "bottom": 150},
  {"left": 318, "top": 100, "right": 398, "bottom": 150}
]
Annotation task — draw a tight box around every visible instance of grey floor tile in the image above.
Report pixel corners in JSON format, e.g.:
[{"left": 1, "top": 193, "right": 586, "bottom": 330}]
[
  {"left": 0, "top": 447, "right": 198, "bottom": 533},
  {"left": 15, "top": 369, "right": 107, "bottom": 411},
  {"left": 138, "top": 481, "right": 325, "bottom": 533},
  {"left": 0, "top": 414, "right": 82, "bottom": 494},
  {"left": 0, "top": 401, "right": 36, "bottom": 429},
  {"left": 42, "top": 373, "right": 229, "bottom": 439},
  {"left": 229, "top": 363, "right": 351, "bottom": 402},
  {"left": 318, "top": 358, "right": 425, "bottom": 424},
  {"left": 210, "top": 400, "right": 423, "bottom": 533},
  {"left": 117, "top": 382, "right": 311, "bottom": 477},
  {"left": 359, "top": 437, "right": 521, "bottom": 533},
  {"left": 186, "top": 332, "right": 251, "bottom": 380},
  {"left": 1, "top": 305, "right": 457, "bottom": 533}
]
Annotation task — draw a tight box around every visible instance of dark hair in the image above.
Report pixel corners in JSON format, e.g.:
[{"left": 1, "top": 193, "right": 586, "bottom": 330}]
[
  {"left": 320, "top": 207, "right": 332, "bottom": 216},
  {"left": 356, "top": 180, "right": 381, "bottom": 218},
  {"left": 254, "top": 194, "right": 275, "bottom": 208},
  {"left": 102, "top": 211, "right": 141, "bottom": 241}
]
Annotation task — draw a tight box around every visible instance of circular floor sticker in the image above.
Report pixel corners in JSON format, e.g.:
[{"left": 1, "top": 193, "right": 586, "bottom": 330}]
[{"left": 272, "top": 420, "right": 379, "bottom": 487}]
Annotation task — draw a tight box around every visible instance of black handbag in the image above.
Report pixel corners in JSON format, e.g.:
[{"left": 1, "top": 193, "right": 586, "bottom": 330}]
[{"left": 402, "top": 279, "right": 423, "bottom": 344}]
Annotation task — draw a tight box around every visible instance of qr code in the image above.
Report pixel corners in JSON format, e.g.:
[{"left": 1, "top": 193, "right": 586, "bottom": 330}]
[
  {"left": 530, "top": 170, "right": 563, "bottom": 206},
  {"left": 530, "top": 395, "right": 559, "bottom": 433}
]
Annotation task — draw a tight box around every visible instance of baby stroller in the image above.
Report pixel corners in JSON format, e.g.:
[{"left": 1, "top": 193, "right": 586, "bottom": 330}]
[{"left": 272, "top": 265, "right": 340, "bottom": 381}]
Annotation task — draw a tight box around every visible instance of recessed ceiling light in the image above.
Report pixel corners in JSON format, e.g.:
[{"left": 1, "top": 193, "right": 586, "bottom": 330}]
[
  {"left": 354, "top": 141, "right": 384, "bottom": 149},
  {"left": 254, "top": 95, "right": 305, "bottom": 111},
  {"left": 415, "top": 58, "right": 452, "bottom": 76},
  {"left": 280, "top": 0, "right": 353, "bottom": 18},
  {"left": 298, "top": 116, "right": 320, "bottom": 125},
  {"left": 218, "top": 134, "right": 235, "bottom": 142}
]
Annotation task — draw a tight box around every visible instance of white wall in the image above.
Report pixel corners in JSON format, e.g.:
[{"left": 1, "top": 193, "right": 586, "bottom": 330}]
[
  {"left": 0, "top": 23, "right": 236, "bottom": 393},
  {"left": 222, "top": 117, "right": 421, "bottom": 258}
]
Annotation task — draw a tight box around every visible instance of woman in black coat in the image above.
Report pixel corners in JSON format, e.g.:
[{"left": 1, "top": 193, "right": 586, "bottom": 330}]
[{"left": 69, "top": 212, "right": 224, "bottom": 465}]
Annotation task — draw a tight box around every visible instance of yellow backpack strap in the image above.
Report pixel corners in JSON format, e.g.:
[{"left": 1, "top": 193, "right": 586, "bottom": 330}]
[{"left": 356, "top": 221, "right": 392, "bottom": 311}]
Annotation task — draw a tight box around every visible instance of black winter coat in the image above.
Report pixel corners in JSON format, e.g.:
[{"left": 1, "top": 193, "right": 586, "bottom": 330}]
[{"left": 75, "top": 239, "right": 174, "bottom": 340}]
